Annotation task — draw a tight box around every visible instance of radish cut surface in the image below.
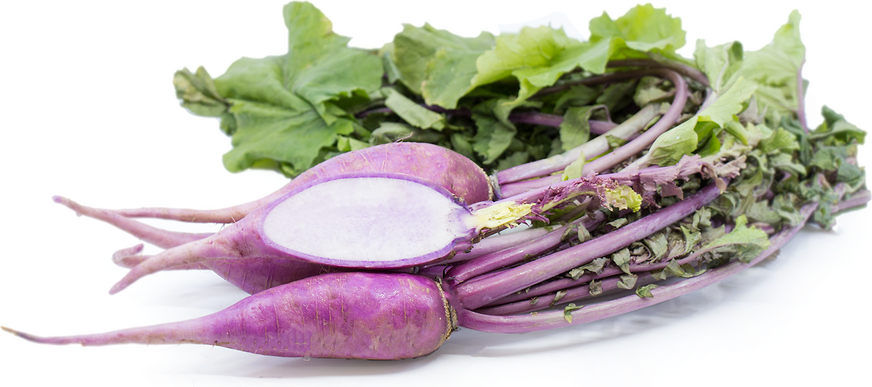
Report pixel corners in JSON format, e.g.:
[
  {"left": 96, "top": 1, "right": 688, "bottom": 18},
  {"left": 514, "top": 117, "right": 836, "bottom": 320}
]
[{"left": 261, "top": 176, "right": 474, "bottom": 267}]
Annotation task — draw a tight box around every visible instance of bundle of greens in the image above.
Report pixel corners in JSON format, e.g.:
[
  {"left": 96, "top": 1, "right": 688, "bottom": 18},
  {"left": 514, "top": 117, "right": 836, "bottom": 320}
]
[
  {"left": 174, "top": 2, "right": 702, "bottom": 176},
  {"left": 164, "top": 0, "right": 872, "bottom": 319}
]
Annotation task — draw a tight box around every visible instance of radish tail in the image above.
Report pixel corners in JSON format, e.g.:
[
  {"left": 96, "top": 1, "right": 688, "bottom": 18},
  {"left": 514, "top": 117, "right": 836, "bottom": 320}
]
[
  {"left": 111, "top": 245, "right": 211, "bottom": 271},
  {"left": 109, "top": 232, "right": 244, "bottom": 294},
  {"left": 111, "top": 185, "right": 290, "bottom": 223},
  {"left": 2, "top": 319, "right": 206, "bottom": 346},
  {"left": 53, "top": 196, "right": 213, "bottom": 249}
]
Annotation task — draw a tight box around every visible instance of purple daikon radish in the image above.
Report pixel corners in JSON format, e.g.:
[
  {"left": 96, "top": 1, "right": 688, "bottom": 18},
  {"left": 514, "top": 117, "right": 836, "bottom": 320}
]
[
  {"left": 108, "top": 173, "right": 640, "bottom": 294},
  {"left": 4, "top": 272, "right": 455, "bottom": 360}
]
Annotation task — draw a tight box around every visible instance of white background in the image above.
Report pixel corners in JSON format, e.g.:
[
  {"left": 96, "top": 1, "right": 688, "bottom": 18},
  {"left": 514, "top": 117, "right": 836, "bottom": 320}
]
[{"left": 0, "top": 1, "right": 869, "bottom": 386}]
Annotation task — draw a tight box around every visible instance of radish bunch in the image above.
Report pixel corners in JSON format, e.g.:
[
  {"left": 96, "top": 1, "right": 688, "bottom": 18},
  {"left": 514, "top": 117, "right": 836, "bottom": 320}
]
[{"left": 5, "top": 2, "right": 867, "bottom": 363}]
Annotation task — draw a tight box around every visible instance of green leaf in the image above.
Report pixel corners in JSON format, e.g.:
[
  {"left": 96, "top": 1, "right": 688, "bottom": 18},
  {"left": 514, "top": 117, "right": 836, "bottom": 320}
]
[
  {"left": 496, "top": 151, "right": 530, "bottom": 171},
  {"left": 216, "top": 56, "right": 310, "bottom": 112},
  {"left": 560, "top": 106, "right": 600, "bottom": 150},
  {"left": 810, "top": 106, "right": 867, "bottom": 146},
  {"left": 561, "top": 38, "right": 619, "bottom": 74},
  {"left": 768, "top": 152, "right": 807, "bottom": 175},
  {"left": 693, "top": 40, "right": 743, "bottom": 93},
  {"left": 471, "top": 99, "right": 518, "bottom": 164},
  {"left": 604, "top": 184, "right": 643, "bottom": 212},
  {"left": 222, "top": 100, "right": 349, "bottom": 174},
  {"left": 471, "top": 118, "right": 515, "bottom": 164},
  {"left": 608, "top": 218, "right": 628, "bottom": 229},
  {"left": 382, "top": 88, "right": 446, "bottom": 130},
  {"left": 681, "top": 226, "right": 701, "bottom": 254},
  {"left": 810, "top": 146, "right": 848, "bottom": 171},
  {"left": 595, "top": 79, "right": 638, "bottom": 113},
  {"left": 392, "top": 23, "right": 495, "bottom": 97},
  {"left": 644, "top": 77, "right": 757, "bottom": 167},
  {"left": 568, "top": 257, "right": 610, "bottom": 280},
  {"left": 471, "top": 26, "right": 575, "bottom": 96},
  {"left": 336, "top": 136, "right": 369, "bottom": 152},
  {"left": 693, "top": 117, "right": 722, "bottom": 156},
  {"left": 612, "top": 248, "right": 631, "bottom": 273},
  {"left": 380, "top": 43, "right": 402, "bottom": 83},
  {"left": 616, "top": 274, "right": 638, "bottom": 290},
  {"left": 589, "top": 4, "right": 686, "bottom": 54},
  {"left": 634, "top": 76, "right": 675, "bottom": 106},
  {"left": 724, "top": 120, "right": 750, "bottom": 145},
  {"left": 644, "top": 116, "right": 699, "bottom": 166},
  {"left": 173, "top": 67, "right": 227, "bottom": 117},
  {"left": 606, "top": 135, "right": 628, "bottom": 150},
  {"left": 635, "top": 284, "right": 660, "bottom": 298},
  {"left": 281, "top": 3, "right": 382, "bottom": 122},
  {"left": 563, "top": 303, "right": 584, "bottom": 323},
  {"left": 746, "top": 200, "right": 782, "bottom": 225},
  {"left": 588, "top": 279, "right": 603, "bottom": 296},
  {"left": 699, "top": 77, "right": 758, "bottom": 127},
  {"left": 561, "top": 151, "right": 586, "bottom": 181},
  {"left": 204, "top": 3, "right": 383, "bottom": 175},
  {"left": 552, "top": 84, "right": 601, "bottom": 113},
  {"left": 644, "top": 232, "right": 669, "bottom": 261},
  {"left": 449, "top": 133, "right": 475, "bottom": 160},
  {"left": 422, "top": 48, "right": 488, "bottom": 108},
  {"left": 368, "top": 122, "right": 444, "bottom": 145},
  {"left": 758, "top": 126, "right": 800, "bottom": 154},
  {"left": 726, "top": 11, "right": 805, "bottom": 122},
  {"left": 772, "top": 194, "right": 804, "bottom": 227},
  {"left": 702, "top": 215, "right": 770, "bottom": 263}
]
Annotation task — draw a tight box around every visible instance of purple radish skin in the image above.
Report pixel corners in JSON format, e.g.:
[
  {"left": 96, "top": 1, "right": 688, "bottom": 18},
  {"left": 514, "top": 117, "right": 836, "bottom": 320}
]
[
  {"left": 105, "top": 142, "right": 493, "bottom": 224},
  {"left": 3, "top": 272, "right": 456, "bottom": 360},
  {"left": 113, "top": 247, "right": 340, "bottom": 295}
]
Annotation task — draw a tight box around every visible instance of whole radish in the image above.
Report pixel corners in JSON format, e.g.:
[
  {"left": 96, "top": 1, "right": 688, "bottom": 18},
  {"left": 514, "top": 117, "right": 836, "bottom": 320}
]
[
  {"left": 51, "top": 142, "right": 497, "bottom": 294},
  {"left": 4, "top": 272, "right": 456, "bottom": 360},
  {"left": 106, "top": 172, "right": 639, "bottom": 294}
]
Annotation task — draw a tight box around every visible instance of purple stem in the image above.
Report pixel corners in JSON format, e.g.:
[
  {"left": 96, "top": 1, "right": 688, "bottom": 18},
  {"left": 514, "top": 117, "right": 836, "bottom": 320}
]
[
  {"left": 357, "top": 105, "right": 615, "bottom": 134},
  {"left": 535, "top": 69, "right": 655, "bottom": 96},
  {"left": 477, "top": 272, "right": 657, "bottom": 316},
  {"left": 443, "top": 226, "right": 554, "bottom": 263},
  {"left": 832, "top": 189, "right": 871, "bottom": 214},
  {"left": 453, "top": 180, "right": 724, "bottom": 310},
  {"left": 498, "top": 175, "right": 562, "bottom": 198},
  {"left": 510, "top": 112, "right": 617, "bottom": 134},
  {"left": 580, "top": 69, "right": 688, "bottom": 175},
  {"left": 497, "top": 105, "right": 661, "bottom": 189},
  {"left": 608, "top": 58, "right": 709, "bottom": 87},
  {"left": 459, "top": 202, "right": 818, "bottom": 332},
  {"left": 446, "top": 212, "right": 607, "bottom": 284},
  {"left": 479, "top": 267, "right": 622, "bottom": 307},
  {"left": 497, "top": 69, "right": 687, "bottom": 192}
]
